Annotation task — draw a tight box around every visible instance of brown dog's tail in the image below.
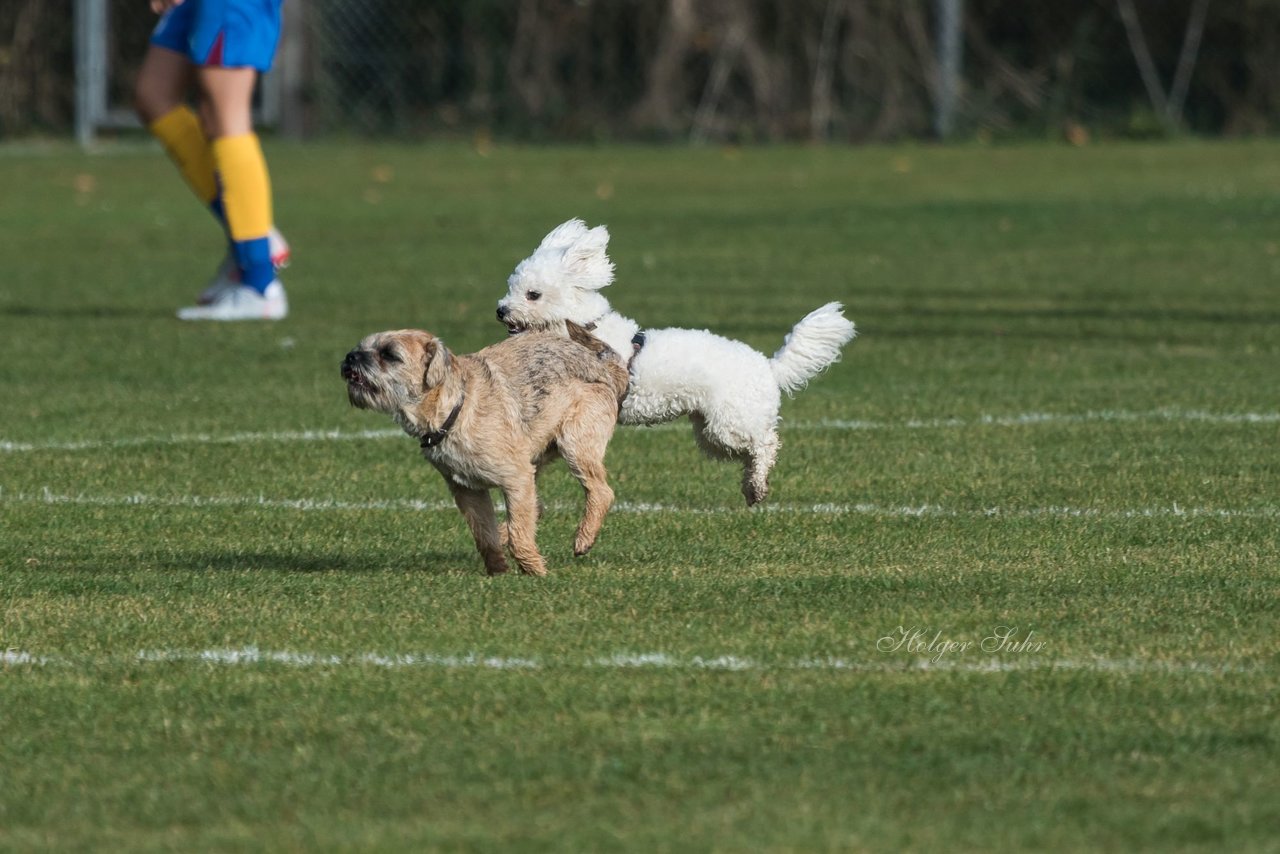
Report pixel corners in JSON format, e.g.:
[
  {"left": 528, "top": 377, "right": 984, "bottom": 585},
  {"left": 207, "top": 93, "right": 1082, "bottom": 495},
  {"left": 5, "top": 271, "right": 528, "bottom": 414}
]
[{"left": 566, "top": 320, "right": 630, "bottom": 403}]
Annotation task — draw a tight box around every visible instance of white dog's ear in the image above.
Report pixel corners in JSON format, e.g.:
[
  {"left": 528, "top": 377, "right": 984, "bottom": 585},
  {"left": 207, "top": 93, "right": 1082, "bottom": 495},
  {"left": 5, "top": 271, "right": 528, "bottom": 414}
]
[
  {"left": 564, "top": 224, "right": 614, "bottom": 291},
  {"left": 537, "top": 218, "right": 589, "bottom": 252},
  {"left": 423, "top": 340, "right": 451, "bottom": 389}
]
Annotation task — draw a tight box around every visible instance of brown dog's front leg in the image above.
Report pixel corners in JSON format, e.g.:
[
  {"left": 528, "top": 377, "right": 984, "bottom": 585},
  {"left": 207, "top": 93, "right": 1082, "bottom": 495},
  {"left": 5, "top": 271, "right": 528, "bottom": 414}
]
[
  {"left": 448, "top": 482, "right": 508, "bottom": 575},
  {"left": 501, "top": 476, "right": 547, "bottom": 577}
]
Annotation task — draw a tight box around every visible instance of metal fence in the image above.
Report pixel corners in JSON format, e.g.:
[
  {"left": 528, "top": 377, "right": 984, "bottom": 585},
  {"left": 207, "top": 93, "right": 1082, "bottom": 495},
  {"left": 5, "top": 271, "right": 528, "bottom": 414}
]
[{"left": 5, "top": 0, "right": 1280, "bottom": 144}]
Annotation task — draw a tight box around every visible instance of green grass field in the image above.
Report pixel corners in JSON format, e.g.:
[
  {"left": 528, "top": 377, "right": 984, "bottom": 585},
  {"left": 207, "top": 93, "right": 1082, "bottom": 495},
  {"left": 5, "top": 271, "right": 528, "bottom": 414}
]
[{"left": 1, "top": 139, "right": 1277, "bottom": 851}]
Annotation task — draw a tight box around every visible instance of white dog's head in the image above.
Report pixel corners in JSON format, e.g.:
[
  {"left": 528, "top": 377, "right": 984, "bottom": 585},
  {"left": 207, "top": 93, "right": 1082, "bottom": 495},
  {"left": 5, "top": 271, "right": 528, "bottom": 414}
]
[{"left": 497, "top": 219, "right": 614, "bottom": 334}]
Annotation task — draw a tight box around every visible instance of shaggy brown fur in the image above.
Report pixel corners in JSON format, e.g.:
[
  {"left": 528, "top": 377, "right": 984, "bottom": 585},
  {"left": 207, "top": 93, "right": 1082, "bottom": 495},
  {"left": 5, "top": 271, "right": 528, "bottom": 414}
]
[{"left": 341, "top": 323, "right": 628, "bottom": 576}]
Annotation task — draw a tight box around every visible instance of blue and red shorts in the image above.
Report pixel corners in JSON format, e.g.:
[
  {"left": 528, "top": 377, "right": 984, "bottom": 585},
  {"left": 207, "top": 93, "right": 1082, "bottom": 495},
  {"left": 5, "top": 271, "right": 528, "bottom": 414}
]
[{"left": 150, "top": 0, "right": 285, "bottom": 71}]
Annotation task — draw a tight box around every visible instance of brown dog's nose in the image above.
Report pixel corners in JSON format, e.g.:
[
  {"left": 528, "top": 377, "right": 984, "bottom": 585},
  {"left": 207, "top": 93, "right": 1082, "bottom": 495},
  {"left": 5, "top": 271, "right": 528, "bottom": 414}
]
[
  {"left": 341, "top": 349, "right": 365, "bottom": 377},
  {"left": 496, "top": 304, "right": 510, "bottom": 321}
]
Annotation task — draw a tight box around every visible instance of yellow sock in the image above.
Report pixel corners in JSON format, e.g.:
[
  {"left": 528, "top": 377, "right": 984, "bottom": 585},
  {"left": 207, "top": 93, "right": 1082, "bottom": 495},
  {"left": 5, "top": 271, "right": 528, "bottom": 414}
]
[
  {"left": 210, "top": 133, "right": 273, "bottom": 242},
  {"left": 148, "top": 106, "right": 219, "bottom": 205}
]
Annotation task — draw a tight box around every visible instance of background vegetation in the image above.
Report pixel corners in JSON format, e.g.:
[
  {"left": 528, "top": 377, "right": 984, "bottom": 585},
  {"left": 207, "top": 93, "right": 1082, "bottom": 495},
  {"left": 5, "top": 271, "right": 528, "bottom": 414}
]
[{"left": 7, "top": 0, "right": 1280, "bottom": 140}]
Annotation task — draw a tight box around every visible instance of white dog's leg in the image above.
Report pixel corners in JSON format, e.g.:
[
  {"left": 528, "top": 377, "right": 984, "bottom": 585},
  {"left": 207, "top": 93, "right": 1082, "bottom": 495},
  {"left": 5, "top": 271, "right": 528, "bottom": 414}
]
[
  {"left": 689, "top": 412, "right": 739, "bottom": 461},
  {"left": 742, "top": 433, "right": 780, "bottom": 507},
  {"left": 690, "top": 412, "right": 779, "bottom": 506}
]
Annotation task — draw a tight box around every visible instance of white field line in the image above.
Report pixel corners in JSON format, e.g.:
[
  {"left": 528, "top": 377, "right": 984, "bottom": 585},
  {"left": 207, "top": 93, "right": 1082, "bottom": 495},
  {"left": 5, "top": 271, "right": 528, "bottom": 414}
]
[
  {"left": 0, "top": 647, "right": 1263, "bottom": 676},
  {"left": 0, "top": 428, "right": 404, "bottom": 454},
  {"left": 0, "top": 487, "right": 457, "bottom": 514},
  {"left": 1, "top": 408, "right": 1277, "bottom": 455},
  {"left": 2, "top": 487, "right": 1277, "bottom": 520},
  {"left": 814, "top": 408, "right": 1280, "bottom": 431}
]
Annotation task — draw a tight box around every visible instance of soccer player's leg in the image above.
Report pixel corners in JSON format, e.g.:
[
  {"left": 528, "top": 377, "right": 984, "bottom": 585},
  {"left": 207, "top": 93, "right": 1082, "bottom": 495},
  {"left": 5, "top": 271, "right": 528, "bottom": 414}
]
[
  {"left": 178, "top": 67, "right": 286, "bottom": 321},
  {"left": 137, "top": 6, "right": 241, "bottom": 305},
  {"left": 135, "top": 44, "right": 222, "bottom": 217},
  {"left": 177, "top": 0, "right": 288, "bottom": 321}
]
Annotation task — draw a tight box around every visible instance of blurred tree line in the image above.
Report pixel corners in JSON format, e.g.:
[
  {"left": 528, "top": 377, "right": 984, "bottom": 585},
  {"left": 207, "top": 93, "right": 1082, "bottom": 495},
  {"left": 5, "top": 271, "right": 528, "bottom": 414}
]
[{"left": 4, "top": 0, "right": 1280, "bottom": 141}]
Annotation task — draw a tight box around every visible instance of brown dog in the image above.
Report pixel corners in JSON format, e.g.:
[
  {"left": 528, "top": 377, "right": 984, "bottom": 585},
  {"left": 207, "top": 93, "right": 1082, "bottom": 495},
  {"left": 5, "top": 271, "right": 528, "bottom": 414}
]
[{"left": 341, "top": 323, "right": 628, "bottom": 576}]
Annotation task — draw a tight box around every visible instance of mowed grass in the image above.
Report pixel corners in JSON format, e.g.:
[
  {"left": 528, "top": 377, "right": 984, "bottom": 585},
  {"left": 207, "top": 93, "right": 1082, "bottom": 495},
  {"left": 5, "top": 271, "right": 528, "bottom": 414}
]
[{"left": 1, "top": 139, "right": 1278, "bottom": 851}]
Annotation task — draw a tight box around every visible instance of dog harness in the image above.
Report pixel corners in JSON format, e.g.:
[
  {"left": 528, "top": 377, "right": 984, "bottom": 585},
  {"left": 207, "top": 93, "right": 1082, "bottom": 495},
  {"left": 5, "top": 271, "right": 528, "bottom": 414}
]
[
  {"left": 419, "top": 393, "right": 465, "bottom": 449},
  {"left": 630, "top": 331, "right": 646, "bottom": 367}
]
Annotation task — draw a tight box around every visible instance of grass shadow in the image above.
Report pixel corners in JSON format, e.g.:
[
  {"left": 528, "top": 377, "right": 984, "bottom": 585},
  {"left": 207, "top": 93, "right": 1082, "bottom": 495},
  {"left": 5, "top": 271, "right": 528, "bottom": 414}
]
[
  {"left": 891, "top": 305, "right": 1280, "bottom": 326},
  {"left": 155, "top": 549, "right": 483, "bottom": 575},
  {"left": 0, "top": 304, "right": 171, "bottom": 320}
]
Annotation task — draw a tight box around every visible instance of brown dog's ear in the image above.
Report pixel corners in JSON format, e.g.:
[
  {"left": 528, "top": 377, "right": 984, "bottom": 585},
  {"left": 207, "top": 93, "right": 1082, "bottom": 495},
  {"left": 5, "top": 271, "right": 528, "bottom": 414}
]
[
  {"left": 565, "top": 321, "right": 610, "bottom": 359},
  {"left": 423, "top": 340, "right": 451, "bottom": 389}
]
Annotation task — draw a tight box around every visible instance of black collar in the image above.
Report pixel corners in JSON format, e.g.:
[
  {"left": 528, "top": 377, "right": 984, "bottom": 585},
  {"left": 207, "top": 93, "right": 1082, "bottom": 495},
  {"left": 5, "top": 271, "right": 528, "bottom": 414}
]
[{"left": 419, "top": 392, "right": 465, "bottom": 449}]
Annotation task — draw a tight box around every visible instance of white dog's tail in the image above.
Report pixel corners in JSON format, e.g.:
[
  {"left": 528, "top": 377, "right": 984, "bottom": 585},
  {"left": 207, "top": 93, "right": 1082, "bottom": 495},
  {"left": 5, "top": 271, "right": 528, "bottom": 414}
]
[{"left": 769, "top": 302, "right": 857, "bottom": 395}]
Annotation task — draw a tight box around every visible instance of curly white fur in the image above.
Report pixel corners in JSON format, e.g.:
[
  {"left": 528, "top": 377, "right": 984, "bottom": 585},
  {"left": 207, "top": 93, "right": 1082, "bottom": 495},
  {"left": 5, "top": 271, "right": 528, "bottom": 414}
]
[{"left": 497, "top": 218, "right": 856, "bottom": 505}]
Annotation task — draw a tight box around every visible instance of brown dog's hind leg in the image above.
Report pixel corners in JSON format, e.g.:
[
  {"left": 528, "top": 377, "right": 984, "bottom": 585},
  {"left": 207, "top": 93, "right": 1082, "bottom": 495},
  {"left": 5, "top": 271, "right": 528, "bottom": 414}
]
[
  {"left": 448, "top": 483, "right": 508, "bottom": 575},
  {"left": 558, "top": 392, "right": 618, "bottom": 556}
]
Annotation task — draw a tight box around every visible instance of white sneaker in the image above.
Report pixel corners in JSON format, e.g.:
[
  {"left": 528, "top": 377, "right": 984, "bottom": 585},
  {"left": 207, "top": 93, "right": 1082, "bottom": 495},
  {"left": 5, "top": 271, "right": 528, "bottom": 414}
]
[
  {"left": 196, "top": 254, "right": 240, "bottom": 306},
  {"left": 196, "top": 227, "right": 292, "bottom": 305},
  {"left": 178, "top": 280, "right": 288, "bottom": 321}
]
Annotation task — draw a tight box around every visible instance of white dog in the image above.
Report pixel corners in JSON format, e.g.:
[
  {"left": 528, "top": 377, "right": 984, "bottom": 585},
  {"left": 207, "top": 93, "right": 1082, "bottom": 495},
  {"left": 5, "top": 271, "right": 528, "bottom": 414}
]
[{"left": 496, "top": 219, "right": 856, "bottom": 506}]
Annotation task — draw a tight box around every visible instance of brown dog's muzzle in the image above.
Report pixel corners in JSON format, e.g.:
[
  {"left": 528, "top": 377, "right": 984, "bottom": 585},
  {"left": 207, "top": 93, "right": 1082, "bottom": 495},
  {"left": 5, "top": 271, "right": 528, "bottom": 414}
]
[{"left": 341, "top": 349, "right": 373, "bottom": 388}]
